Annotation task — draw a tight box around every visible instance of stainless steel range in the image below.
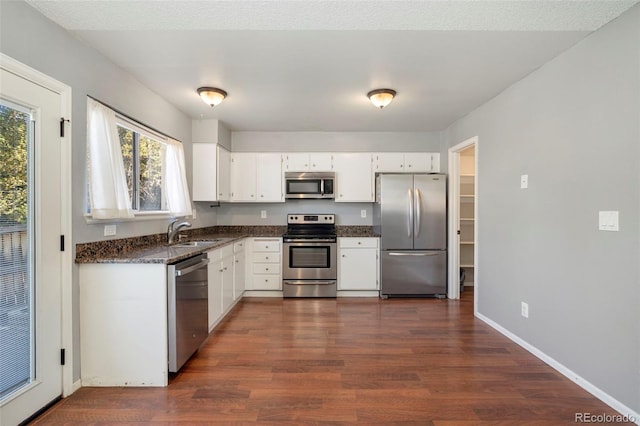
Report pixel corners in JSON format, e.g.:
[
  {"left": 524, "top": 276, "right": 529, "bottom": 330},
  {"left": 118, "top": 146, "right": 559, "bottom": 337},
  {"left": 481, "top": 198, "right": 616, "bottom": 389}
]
[{"left": 282, "top": 214, "right": 337, "bottom": 297}]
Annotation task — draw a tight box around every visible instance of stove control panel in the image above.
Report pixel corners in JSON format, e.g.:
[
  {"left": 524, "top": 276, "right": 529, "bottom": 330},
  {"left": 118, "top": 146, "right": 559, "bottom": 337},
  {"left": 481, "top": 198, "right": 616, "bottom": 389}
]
[{"left": 287, "top": 214, "right": 335, "bottom": 224}]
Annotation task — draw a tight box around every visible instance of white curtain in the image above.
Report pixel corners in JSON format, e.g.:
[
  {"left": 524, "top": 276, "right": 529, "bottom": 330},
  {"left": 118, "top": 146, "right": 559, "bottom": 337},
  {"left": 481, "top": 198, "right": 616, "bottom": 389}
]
[
  {"left": 86, "top": 98, "right": 134, "bottom": 219},
  {"left": 164, "top": 138, "right": 193, "bottom": 217}
]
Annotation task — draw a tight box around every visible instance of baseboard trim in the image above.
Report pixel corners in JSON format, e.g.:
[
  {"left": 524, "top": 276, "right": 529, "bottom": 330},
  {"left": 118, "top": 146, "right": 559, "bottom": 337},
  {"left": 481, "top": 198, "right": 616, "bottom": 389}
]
[{"left": 476, "top": 312, "right": 639, "bottom": 424}]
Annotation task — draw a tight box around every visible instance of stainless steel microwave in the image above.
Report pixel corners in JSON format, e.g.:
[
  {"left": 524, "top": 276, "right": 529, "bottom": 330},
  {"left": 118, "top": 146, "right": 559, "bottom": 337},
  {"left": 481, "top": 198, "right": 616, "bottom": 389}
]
[{"left": 284, "top": 172, "right": 335, "bottom": 199}]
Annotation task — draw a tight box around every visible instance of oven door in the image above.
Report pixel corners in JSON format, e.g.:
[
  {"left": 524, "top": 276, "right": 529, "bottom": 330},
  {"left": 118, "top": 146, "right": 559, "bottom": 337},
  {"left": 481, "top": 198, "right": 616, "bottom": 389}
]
[{"left": 283, "top": 240, "right": 337, "bottom": 280}]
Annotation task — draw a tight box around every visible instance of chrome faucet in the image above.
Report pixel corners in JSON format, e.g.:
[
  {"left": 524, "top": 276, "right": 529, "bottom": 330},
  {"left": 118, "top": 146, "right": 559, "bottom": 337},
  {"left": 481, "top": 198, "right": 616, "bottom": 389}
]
[{"left": 167, "top": 219, "right": 192, "bottom": 245}]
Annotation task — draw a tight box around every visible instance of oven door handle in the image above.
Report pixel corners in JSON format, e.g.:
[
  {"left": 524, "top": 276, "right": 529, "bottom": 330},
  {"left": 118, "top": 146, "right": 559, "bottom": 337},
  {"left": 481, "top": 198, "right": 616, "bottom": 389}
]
[
  {"left": 283, "top": 280, "right": 336, "bottom": 286},
  {"left": 284, "top": 238, "right": 336, "bottom": 245}
]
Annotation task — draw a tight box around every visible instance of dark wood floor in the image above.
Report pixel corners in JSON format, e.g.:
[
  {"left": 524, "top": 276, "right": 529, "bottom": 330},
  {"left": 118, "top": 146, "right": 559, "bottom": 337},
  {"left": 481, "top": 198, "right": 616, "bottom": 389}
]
[{"left": 32, "top": 289, "right": 630, "bottom": 425}]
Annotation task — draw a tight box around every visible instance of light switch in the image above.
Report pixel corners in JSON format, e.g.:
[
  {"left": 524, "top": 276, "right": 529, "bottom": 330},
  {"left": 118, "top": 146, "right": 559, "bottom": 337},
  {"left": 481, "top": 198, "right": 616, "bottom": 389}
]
[
  {"left": 598, "top": 211, "right": 619, "bottom": 231},
  {"left": 520, "top": 174, "right": 528, "bottom": 189},
  {"left": 361, "top": 209, "right": 367, "bottom": 218},
  {"left": 104, "top": 224, "right": 117, "bottom": 236},
  {"left": 260, "top": 210, "right": 267, "bottom": 219}
]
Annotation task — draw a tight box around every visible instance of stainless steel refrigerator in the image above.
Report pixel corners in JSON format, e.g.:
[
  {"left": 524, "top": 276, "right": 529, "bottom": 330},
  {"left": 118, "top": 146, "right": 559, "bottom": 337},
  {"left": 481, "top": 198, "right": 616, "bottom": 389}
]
[{"left": 373, "top": 174, "right": 447, "bottom": 297}]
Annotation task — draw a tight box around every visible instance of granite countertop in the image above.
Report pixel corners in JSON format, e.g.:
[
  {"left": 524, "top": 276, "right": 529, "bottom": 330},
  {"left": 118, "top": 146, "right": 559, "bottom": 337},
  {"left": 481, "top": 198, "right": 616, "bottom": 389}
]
[{"left": 75, "top": 225, "right": 378, "bottom": 265}]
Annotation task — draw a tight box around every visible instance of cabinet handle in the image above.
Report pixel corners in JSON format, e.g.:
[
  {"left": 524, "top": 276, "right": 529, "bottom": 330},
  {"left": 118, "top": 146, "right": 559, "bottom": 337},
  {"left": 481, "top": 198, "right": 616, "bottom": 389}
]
[
  {"left": 265, "top": 267, "right": 269, "bottom": 271},
  {"left": 312, "top": 163, "right": 316, "bottom": 167},
  {"left": 219, "top": 192, "right": 223, "bottom": 196},
  {"left": 342, "top": 254, "right": 346, "bottom": 257},
  {"left": 260, "top": 194, "right": 264, "bottom": 198},
  {"left": 358, "top": 241, "right": 362, "bottom": 245},
  {"left": 251, "top": 194, "right": 255, "bottom": 198},
  {"left": 265, "top": 256, "right": 269, "bottom": 260},
  {"left": 264, "top": 279, "right": 268, "bottom": 282},
  {"left": 265, "top": 246, "right": 269, "bottom": 249},
  {"left": 224, "top": 267, "right": 228, "bottom": 271},
  {"left": 219, "top": 269, "right": 224, "bottom": 272}
]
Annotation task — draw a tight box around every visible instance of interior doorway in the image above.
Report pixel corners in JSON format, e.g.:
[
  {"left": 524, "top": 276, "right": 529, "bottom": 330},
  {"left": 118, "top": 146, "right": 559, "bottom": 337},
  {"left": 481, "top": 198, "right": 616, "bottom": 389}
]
[{"left": 447, "top": 137, "right": 477, "bottom": 311}]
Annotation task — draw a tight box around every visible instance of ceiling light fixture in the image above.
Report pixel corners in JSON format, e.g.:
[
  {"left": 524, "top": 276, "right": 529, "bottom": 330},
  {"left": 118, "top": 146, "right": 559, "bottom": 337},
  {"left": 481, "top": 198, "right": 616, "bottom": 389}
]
[
  {"left": 367, "top": 88, "right": 396, "bottom": 109},
  {"left": 197, "top": 87, "right": 227, "bottom": 107}
]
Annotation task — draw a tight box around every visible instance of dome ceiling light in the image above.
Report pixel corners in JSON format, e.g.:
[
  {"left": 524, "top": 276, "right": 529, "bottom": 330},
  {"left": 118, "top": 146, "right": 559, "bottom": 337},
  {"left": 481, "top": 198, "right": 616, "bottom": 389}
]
[
  {"left": 367, "top": 88, "right": 396, "bottom": 109},
  {"left": 197, "top": 87, "right": 227, "bottom": 107}
]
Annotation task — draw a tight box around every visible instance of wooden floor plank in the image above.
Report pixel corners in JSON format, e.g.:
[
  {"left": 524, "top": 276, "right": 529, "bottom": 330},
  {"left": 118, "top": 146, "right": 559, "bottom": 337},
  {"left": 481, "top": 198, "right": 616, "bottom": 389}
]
[{"left": 30, "top": 289, "right": 632, "bottom": 424}]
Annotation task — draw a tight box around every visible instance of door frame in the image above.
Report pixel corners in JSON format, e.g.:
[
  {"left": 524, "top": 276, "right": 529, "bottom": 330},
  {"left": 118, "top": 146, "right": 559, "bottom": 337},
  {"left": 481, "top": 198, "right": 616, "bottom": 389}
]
[
  {"left": 0, "top": 53, "right": 74, "bottom": 398},
  {"left": 447, "top": 136, "right": 478, "bottom": 311}
]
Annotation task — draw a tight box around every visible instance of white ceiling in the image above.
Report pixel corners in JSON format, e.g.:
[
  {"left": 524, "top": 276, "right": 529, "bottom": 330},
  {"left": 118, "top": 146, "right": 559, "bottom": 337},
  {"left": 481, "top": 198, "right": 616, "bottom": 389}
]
[{"left": 26, "top": 0, "right": 639, "bottom": 132}]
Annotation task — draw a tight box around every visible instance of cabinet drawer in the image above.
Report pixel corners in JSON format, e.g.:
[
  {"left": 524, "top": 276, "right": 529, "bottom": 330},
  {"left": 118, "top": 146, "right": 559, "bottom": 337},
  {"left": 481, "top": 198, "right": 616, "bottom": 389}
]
[
  {"left": 339, "top": 237, "right": 379, "bottom": 249},
  {"left": 253, "top": 239, "right": 281, "bottom": 252},
  {"left": 252, "top": 275, "right": 282, "bottom": 290},
  {"left": 254, "top": 253, "right": 280, "bottom": 263},
  {"left": 253, "top": 264, "right": 280, "bottom": 275}
]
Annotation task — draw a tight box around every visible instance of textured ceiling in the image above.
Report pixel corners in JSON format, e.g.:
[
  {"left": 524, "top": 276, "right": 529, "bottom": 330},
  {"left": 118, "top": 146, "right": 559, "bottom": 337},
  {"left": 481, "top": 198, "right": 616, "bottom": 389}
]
[{"left": 24, "top": 0, "right": 640, "bottom": 131}]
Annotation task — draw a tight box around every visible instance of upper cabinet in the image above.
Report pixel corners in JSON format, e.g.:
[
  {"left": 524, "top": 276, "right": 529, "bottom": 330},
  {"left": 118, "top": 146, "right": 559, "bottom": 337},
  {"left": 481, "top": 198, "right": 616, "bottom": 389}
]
[
  {"left": 192, "top": 144, "right": 231, "bottom": 202},
  {"left": 230, "top": 153, "right": 284, "bottom": 202},
  {"left": 332, "top": 153, "right": 374, "bottom": 202},
  {"left": 284, "top": 153, "right": 333, "bottom": 171},
  {"left": 374, "top": 153, "right": 440, "bottom": 173}
]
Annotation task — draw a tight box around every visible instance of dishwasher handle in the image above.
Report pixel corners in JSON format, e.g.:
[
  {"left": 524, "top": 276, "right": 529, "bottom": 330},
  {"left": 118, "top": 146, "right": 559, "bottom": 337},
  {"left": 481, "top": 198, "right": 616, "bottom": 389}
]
[{"left": 175, "top": 258, "right": 209, "bottom": 276}]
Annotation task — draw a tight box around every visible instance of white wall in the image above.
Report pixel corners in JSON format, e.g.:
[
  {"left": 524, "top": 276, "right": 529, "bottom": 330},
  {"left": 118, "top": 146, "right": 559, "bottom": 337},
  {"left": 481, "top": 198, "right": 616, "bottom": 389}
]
[{"left": 446, "top": 5, "right": 639, "bottom": 413}]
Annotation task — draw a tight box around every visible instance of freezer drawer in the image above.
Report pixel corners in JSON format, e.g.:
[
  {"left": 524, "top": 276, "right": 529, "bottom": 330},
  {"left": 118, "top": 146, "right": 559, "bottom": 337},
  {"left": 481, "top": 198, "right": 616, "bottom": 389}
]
[{"left": 380, "top": 250, "right": 447, "bottom": 297}]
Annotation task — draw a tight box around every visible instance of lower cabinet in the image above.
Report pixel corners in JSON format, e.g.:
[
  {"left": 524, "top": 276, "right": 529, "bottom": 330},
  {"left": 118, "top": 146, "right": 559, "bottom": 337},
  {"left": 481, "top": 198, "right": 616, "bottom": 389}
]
[
  {"left": 233, "top": 239, "right": 246, "bottom": 301},
  {"left": 246, "top": 237, "right": 282, "bottom": 290},
  {"left": 337, "top": 237, "right": 379, "bottom": 291},
  {"left": 207, "top": 244, "right": 234, "bottom": 331}
]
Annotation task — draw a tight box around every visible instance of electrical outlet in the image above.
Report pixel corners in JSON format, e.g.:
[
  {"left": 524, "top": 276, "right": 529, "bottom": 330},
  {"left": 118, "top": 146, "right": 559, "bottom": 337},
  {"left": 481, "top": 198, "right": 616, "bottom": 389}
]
[
  {"left": 361, "top": 209, "right": 367, "bottom": 218},
  {"left": 260, "top": 210, "right": 267, "bottom": 219},
  {"left": 104, "top": 224, "right": 117, "bottom": 236},
  {"left": 520, "top": 174, "right": 529, "bottom": 189},
  {"left": 598, "top": 211, "right": 619, "bottom": 231},
  {"left": 521, "top": 302, "right": 529, "bottom": 318}
]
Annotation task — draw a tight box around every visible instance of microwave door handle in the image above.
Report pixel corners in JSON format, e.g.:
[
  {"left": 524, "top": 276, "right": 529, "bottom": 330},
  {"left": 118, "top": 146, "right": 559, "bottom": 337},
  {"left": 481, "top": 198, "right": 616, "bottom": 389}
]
[
  {"left": 320, "top": 179, "right": 325, "bottom": 196},
  {"left": 407, "top": 189, "right": 413, "bottom": 238}
]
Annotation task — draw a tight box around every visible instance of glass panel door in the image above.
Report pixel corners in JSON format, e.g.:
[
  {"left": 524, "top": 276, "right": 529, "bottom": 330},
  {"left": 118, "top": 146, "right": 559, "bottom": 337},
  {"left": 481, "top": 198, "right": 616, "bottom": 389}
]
[{"left": 0, "top": 101, "right": 33, "bottom": 399}]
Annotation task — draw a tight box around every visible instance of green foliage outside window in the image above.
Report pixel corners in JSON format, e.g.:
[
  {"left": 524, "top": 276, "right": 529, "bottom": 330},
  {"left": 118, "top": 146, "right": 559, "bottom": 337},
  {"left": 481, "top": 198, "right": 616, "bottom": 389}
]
[{"left": 0, "top": 105, "right": 28, "bottom": 225}]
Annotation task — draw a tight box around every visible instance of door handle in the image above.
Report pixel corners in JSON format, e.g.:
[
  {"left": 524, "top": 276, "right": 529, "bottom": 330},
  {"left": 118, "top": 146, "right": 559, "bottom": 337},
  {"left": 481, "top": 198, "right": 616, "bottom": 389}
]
[
  {"left": 407, "top": 189, "right": 413, "bottom": 238},
  {"left": 415, "top": 188, "right": 422, "bottom": 236},
  {"left": 175, "top": 258, "right": 210, "bottom": 276}
]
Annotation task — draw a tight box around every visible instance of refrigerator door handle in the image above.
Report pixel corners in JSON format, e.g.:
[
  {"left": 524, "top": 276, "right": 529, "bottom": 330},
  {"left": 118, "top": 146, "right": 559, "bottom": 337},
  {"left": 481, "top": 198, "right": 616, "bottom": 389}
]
[
  {"left": 415, "top": 188, "right": 422, "bottom": 236},
  {"left": 388, "top": 252, "right": 440, "bottom": 256},
  {"left": 407, "top": 189, "right": 413, "bottom": 238}
]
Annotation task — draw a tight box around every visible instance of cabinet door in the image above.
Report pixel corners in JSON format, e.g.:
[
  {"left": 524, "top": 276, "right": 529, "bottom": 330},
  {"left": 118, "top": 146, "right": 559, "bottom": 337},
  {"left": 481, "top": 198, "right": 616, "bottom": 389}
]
[
  {"left": 284, "top": 153, "right": 309, "bottom": 171},
  {"left": 374, "top": 153, "right": 404, "bottom": 172},
  {"left": 217, "top": 146, "right": 231, "bottom": 201},
  {"left": 233, "top": 251, "right": 245, "bottom": 301},
  {"left": 333, "top": 153, "right": 373, "bottom": 202},
  {"left": 428, "top": 153, "right": 440, "bottom": 172},
  {"left": 405, "top": 153, "right": 431, "bottom": 173},
  {"left": 221, "top": 254, "right": 234, "bottom": 313},
  {"left": 257, "top": 153, "right": 283, "bottom": 202},
  {"left": 230, "top": 153, "right": 257, "bottom": 201},
  {"left": 309, "top": 153, "right": 333, "bottom": 171},
  {"left": 192, "top": 144, "right": 218, "bottom": 201},
  {"left": 338, "top": 248, "right": 378, "bottom": 290},
  {"left": 207, "top": 251, "right": 223, "bottom": 330}
]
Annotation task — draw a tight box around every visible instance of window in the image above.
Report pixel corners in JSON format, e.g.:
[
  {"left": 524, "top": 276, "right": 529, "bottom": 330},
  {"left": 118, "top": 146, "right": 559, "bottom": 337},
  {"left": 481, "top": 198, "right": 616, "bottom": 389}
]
[
  {"left": 86, "top": 97, "right": 192, "bottom": 220},
  {"left": 117, "top": 119, "right": 166, "bottom": 212}
]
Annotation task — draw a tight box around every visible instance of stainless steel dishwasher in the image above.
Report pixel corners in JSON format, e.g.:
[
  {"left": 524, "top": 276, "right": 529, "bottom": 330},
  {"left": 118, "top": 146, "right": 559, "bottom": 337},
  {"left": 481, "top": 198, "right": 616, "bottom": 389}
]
[{"left": 167, "top": 253, "right": 209, "bottom": 372}]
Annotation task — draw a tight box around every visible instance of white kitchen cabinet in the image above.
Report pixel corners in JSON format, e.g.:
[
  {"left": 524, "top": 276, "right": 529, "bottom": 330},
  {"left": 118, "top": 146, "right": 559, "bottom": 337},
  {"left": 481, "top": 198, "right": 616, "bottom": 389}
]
[
  {"left": 233, "top": 240, "right": 246, "bottom": 301},
  {"left": 332, "top": 153, "right": 374, "bottom": 202},
  {"left": 221, "top": 246, "right": 234, "bottom": 315},
  {"left": 257, "top": 153, "right": 284, "bottom": 202},
  {"left": 230, "top": 153, "right": 257, "bottom": 202},
  {"left": 217, "top": 147, "right": 231, "bottom": 200},
  {"left": 284, "top": 153, "right": 333, "bottom": 171},
  {"left": 230, "top": 153, "right": 283, "bottom": 202},
  {"left": 337, "top": 238, "right": 379, "bottom": 291},
  {"left": 246, "top": 238, "right": 282, "bottom": 291},
  {"left": 207, "top": 250, "right": 223, "bottom": 330},
  {"left": 192, "top": 144, "right": 231, "bottom": 202},
  {"left": 374, "top": 152, "right": 440, "bottom": 173}
]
